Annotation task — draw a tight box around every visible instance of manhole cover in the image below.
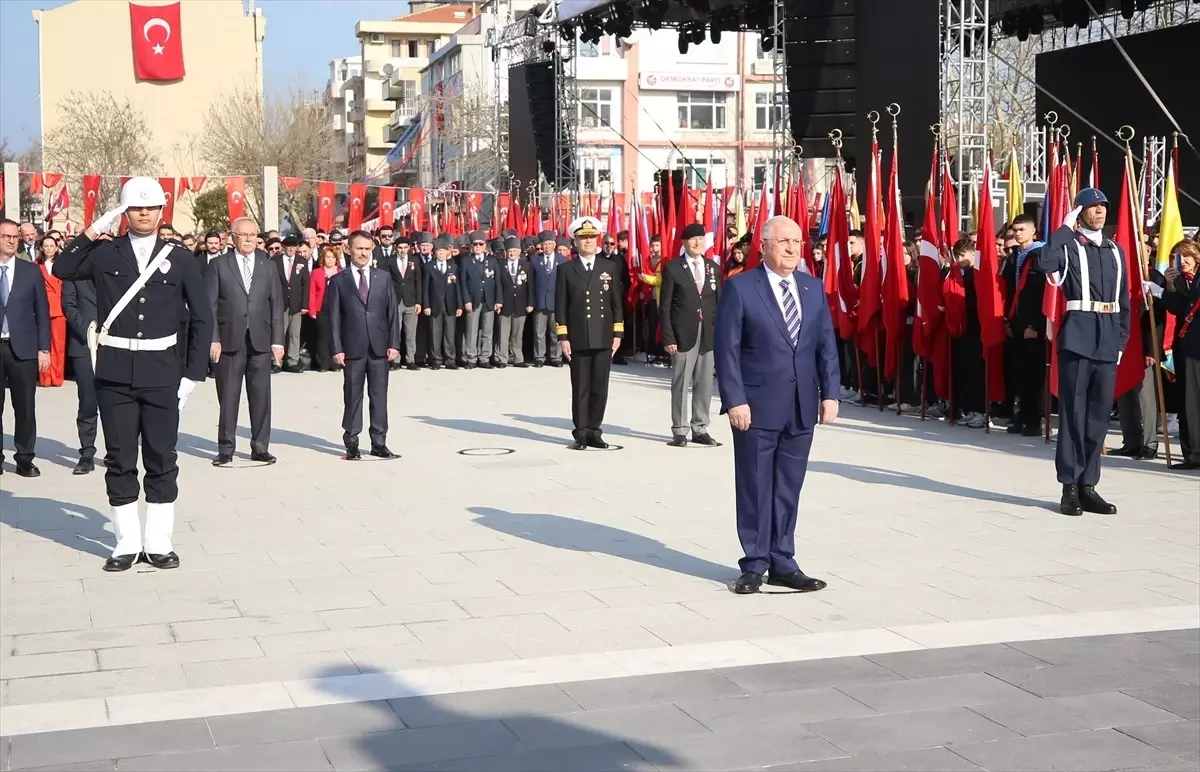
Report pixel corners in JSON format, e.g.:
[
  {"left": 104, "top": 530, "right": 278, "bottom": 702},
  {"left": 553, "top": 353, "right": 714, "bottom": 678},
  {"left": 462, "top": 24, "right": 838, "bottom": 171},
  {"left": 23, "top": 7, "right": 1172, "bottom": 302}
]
[{"left": 457, "top": 448, "right": 517, "bottom": 456}]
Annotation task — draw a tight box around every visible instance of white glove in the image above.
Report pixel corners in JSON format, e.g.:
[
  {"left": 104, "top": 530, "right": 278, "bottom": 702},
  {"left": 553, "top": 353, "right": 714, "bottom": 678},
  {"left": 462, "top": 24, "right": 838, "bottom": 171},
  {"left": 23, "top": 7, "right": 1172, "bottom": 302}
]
[
  {"left": 1142, "top": 280, "right": 1164, "bottom": 299},
  {"left": 92, "top": 204, "right": 129, "bottom": 234},
  {"left": 1063, "top": 205, "right": 1082, "bottom": 230},
  {"left": 177, "top": 378, "right": 197, "bottom": 411}
]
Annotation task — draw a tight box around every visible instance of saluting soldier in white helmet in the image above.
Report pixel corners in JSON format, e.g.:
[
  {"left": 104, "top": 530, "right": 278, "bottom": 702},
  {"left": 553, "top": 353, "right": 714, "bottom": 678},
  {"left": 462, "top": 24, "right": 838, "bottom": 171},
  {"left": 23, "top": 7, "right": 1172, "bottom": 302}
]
[{"left": 54, "top": 177, "right": 213, "bottom": 572}]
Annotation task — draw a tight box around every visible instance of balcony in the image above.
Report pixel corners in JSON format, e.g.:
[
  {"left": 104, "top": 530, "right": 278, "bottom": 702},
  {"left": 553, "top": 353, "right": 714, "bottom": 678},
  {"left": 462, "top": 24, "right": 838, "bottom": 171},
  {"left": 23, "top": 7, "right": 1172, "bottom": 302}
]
[
  {"left": 332, "top": 114, "right": 344, "bottom": 130},
  {"left": 389, "top": 102, "right": 418, "bottom": 129},
  {"left": 367, "top": 131, "right": 391, "bottom": 151},
  {"left": 365, "top": 98, "right": 397, "bottom": 113}
]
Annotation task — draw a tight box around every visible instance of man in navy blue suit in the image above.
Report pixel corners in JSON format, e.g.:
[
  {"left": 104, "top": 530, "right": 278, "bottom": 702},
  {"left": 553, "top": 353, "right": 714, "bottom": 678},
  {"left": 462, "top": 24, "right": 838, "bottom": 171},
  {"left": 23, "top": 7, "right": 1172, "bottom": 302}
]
[{"left": 714, "top": 216, "right": 841, "bottom": 594}]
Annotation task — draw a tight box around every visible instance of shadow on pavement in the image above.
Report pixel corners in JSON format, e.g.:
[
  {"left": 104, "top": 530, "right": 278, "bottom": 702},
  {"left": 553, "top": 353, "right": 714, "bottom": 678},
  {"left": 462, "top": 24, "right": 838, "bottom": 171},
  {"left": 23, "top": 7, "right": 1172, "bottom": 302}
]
[
  {"left": 468, "top": 506, "right": 734, "bottom": 584},
  {"left": 808, "top": 460, "right": 1054, "bottom": 510},
  {"left": 504, "top": 414, "right": 666, "bottom": 444},
  {"left": 0, "top": 488, "right": 113, "bottom": 559},
  {"left": 408, "top": 416, "right": 565, "bottom": 446},
  {"left": 312, "top": 665, "right": 682, "bottom": 771},
  {"left": 176, "top": 427, "right": 344, "bottom": 460}
]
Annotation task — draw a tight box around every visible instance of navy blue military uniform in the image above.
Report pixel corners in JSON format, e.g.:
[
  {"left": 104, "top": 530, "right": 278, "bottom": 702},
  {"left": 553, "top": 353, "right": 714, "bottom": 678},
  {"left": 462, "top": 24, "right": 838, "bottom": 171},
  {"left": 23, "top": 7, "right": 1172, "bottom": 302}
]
[
  {"left": 55, "top": 234, "right": 213, "bottom": 506},
  {"left": 1036, "top": 189, "right": 1130, "bottom": 514}
]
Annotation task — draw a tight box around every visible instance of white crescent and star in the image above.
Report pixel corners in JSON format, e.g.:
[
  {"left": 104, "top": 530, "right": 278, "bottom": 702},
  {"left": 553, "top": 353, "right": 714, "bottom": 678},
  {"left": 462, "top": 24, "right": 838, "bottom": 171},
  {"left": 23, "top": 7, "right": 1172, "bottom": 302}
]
[
  {"left": 320, "top": 197, "right": 331, "bottom": 208},
  {"left": 143, "top": 18, "right": 172, "bottom": 56},
  {"left": 231, "top": 191, "right": 243, "bottom": 203},
  {"left": 352, "top": 197, "right": 362, "bottom": 207}
]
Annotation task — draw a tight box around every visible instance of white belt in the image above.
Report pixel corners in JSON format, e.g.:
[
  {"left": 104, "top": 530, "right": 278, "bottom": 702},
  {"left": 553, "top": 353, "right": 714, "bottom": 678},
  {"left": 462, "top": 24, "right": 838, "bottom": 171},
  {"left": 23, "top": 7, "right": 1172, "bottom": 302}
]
[
  {"left": 1064, "top": 300, "right": 1118, "bottom": 313},
  {"left": 98, "top": 332, "right": 178, "bottom": 351}
]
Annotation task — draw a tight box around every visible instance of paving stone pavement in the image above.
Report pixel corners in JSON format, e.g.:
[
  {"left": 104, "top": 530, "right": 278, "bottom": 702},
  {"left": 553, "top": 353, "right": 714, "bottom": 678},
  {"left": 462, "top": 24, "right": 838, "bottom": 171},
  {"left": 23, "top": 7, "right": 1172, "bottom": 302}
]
[
  {"left": 1, "top": 631, "right": 1197, "bottom": 771},
  {"left": 1, "top": 364, "right": 1198, "bottom": 731}
]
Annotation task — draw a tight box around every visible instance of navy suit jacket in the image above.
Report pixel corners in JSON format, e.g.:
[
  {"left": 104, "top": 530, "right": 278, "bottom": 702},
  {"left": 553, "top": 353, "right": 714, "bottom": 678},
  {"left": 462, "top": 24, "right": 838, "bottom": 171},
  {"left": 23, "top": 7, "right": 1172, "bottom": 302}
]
[
  {"left": 328, "top": 267, "right": 400, "bottom": 360},
  {"left": 714, "top": 266, "right": 840, "bottom": 432},
  {"left": 530, "top": 252, "right": 567, "bottom": 311},
  {"left": 0, "top": 258, "right": 51, "bottom": 360}
]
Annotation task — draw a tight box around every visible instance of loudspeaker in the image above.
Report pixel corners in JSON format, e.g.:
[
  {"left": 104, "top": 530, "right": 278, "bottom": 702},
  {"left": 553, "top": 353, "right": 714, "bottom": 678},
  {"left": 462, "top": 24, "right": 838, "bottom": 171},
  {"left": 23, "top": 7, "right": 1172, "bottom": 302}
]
[
  {"left": 524, "top": 61, "right": 557, "bottom": 185},
  {"left": 654, "top": 169, "right": 685, "bottom": 212},
  {"left": 784, "top": 0, "right": 857, "bottom": 164}
]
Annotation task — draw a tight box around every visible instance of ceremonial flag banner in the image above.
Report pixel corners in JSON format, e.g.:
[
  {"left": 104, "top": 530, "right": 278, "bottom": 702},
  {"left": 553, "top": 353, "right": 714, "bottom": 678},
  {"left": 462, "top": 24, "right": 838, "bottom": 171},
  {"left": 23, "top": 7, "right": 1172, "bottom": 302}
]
[
  {"left": 858, "top": 137, "right": 884, "bottom": 364},
  {"left": 1007, "top": 147, "right": 1024, "bottom": 229},
  {"left": 1113, "top": 155, "right": 1145, "bottom": 400},
  {"left": 81, "top": 175, "right": 102, "bottom": 227},
  {"left": 129, "top": 1, "right": 185, "bottom": 82},
  {"left": 824, "top": 168, "right": 856, "bottom": 339},
  {"left": 347, "top": 183, "right": 366, "bottom": 230},
  {"left": 1156, "top": 156, "right": 1183, "bottom": 274},
  {"left": 225, "top": 176, "right": 245, "bottom": 221},
  {"left": 882, "top": 139, "right": 908, "bottom": 381},
  {"left": 975, "top": 163, "right": 1005, "bottom": 349},
  {"left": 158, "top": 177, "right": 176, "bottom": 224},
  {"left": 316, "top": 181, "right": 335, "bottom": 232},
  {"left": 378, "top": 187, "right": 396, "bottom": 228},
  {"left": 409, "top": 188, "right": 427, "bottom": 232}
]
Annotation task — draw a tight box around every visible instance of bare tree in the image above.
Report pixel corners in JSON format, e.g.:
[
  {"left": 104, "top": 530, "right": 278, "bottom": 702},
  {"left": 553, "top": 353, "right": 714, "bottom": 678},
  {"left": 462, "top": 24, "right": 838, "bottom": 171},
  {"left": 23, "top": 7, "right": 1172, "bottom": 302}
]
[
  {"left": 200, "top": 86, "right": 338, "bottom": 228},
  {"left": 43, "top": 91, "right": 160, "bottom": 208},
  {"left": 420, "top": 83, "right": 504, "bottom": 192}
]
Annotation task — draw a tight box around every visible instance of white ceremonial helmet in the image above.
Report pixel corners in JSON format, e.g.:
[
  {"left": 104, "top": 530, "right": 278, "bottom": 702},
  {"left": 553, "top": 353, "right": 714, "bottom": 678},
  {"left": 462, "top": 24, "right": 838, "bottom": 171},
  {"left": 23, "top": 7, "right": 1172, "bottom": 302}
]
[{"left": 119, "top": 176, "right": 168, "bottom": 208}]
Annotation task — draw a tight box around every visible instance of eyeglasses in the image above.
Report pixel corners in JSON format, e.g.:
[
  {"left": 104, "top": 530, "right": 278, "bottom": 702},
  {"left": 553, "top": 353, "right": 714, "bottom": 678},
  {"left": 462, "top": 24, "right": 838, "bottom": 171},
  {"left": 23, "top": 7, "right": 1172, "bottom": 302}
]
[
  {"left": 233, "top": 232, "right": 257, "bottom": 238},
  {"left": 766, "top": 238, "right": 803, "bottom": 248},
  {"left": 0, "top": 234, "right": 19, "bottom": 240}
]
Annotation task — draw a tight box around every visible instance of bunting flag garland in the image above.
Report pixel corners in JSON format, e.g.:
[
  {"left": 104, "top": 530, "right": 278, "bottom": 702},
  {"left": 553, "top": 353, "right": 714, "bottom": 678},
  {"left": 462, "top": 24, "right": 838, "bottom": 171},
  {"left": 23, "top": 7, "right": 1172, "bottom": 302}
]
[
  {"left": 281, "top": 176, "right": 304, "bottom": 191},
  {"left": 225, "top": 176, "right": 246, "bottom": 221}
]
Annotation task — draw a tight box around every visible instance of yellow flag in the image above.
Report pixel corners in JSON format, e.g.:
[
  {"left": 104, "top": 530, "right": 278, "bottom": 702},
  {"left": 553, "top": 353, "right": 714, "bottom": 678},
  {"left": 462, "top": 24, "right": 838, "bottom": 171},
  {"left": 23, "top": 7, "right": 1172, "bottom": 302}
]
[
  {"left": 734, "top": 187, "right": 746, "bottom": 237},
  {"left": 849, "top": 185, "right": 862, "bottom": 229},
  {"left": 1156, "top": 157, "right": 1183, "bottom": 273},
  {"left": 1007, "top": 147, "right": 1024, "bottom": 227}
]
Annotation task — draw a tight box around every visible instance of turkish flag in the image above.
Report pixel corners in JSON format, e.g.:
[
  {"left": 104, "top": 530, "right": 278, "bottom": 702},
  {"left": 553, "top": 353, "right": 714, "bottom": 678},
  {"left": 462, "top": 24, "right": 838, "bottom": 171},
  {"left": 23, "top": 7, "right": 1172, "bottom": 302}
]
[
  {"left": 130, "top": 1, "right": 185, "bottom": 82},
  {"left": 226, "top": 176, "right": 245, "bottom": 221},
  {"left": 347, "top": 183, "right": 366, "bottom": 230},
  {"left": 316, "top": 181, "right": 335, "bottom": 232},
  {"left": 408, "top": 188, "right": 426, "bottom": 231},
  {"left": 378, "top": 187, "right": 396, "bottom": 228},
  {"left": 82, "top": 175, "right": 102, "bottom": 227},
  {"left": 281, "top": 176, "right": 304, "bottom": 191},
  {"left": 158, "top": 177, "right": 177, "bottom": 224}
]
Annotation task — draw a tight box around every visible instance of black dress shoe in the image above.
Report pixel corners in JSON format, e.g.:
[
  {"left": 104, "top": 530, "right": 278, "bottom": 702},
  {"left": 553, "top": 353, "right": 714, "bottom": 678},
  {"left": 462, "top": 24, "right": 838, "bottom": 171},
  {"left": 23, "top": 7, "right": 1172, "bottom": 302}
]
[
  {"left": 532, "top": 361, "right": 543, "bottom": 368},
  {"left": 103, "top": 553, "right": 139, "bottom": 572},
  {"left": 430, "top": 363, "right": 442, "bottom": 370},
  {"left": 733, "top": 572, "right": 763, "bottom": 594},
  {"left": 549, "top": 360, "right": 563, "bottom": 368},
  {"left": 767, "top": 571, "right": 827, "bottom": 592},
  {"left": 586, "top": 437, "right": 610, "bottom": 450},
  {"left": 144, "top": 551, "right": 180, "bottom": 570},
  {"left": 568, "top": 440, "right": 588, "bottom": 450},
  {"left": 464, "top": 362, "right": 476, "bottom": 370},
  {"left": 1006, "top": 422, "right": 1025, "bottom": 434},
  {"left": 477, "top": 362, "right": 492, "bottom": 369},
  {"left": 1170, "top": 460, "right": 1200, "bottom": 471},
  {"left": 494, "top": 362, "right": 507, "bottom": 369},
  {"left": 691, "top": 433, "right": 719, "bottom": 446},
  {"left": 344, "top": 445, "right": 362, "bottom": 460},
  {"left": 1107, "top": 444, "right": 1138, "bottom": 457},
  {"left": 370, "top": 445, "right": 398, "bottom": 459},
  {"left": 407, "top": 363, "right": 419, "bottom": 371},
  {"left": 271, "top": 364, "right": 282, "bottom": 374},
  {"left": 514, "top": 362, "right": 529, "bottom": 368},
  {"left": 1021, "top": 424, "right": 1043, "bottom": 437},
  {"left": 73, "top": 457, "right": 95, "bottom": 475},
  {"left": 1079, "top": 485, "right": 1117, "bottom": 515},
  {"left": 1135, "top": 446, "right": 1158, "bottom": 461},
  {"left": 250, "top": 451, "right": 277, "bottom": 465},
  {"left": 286, "top": 365, "right": 305, "bottom": 374},
  {"left": 613, "top": 356, "right": 628, "bottom": 366},
  {"left": 15, "top": 463, "right": 41, "bottom": 478},
  {"left": 1061, "top": 483, "right": 1083, "bottom": 516},
  {"left": 669, "top": 435, "right": 688, "bottom": 447},
  {"left": 212, "top": 454, "right": 234, "bottom": 467},
  {"left": 446, "top": 363, "right": 459, "bottom": 371}
]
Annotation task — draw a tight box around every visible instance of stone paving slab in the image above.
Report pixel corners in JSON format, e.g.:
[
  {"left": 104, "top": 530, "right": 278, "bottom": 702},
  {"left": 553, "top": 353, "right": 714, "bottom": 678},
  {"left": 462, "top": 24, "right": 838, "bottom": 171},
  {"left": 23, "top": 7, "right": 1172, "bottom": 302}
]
[
  {"left": 2, "top": 631, "right": 1196, "bottom": 771},
  {"left": 2, "top": 363, "right": 1198, "bottom": 717}
]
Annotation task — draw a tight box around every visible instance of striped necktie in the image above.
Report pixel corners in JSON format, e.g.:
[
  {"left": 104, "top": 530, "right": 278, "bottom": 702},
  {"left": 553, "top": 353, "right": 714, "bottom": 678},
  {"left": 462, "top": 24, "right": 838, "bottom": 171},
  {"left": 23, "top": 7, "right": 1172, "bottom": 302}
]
[{"left": 779, "top": 278, "right": 800, "bottom": 345}]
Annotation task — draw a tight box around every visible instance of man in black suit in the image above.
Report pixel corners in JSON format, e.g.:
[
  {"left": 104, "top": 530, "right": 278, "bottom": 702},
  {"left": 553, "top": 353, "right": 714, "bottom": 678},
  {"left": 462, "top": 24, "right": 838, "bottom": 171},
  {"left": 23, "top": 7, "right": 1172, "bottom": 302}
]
[
  {"left": 275, "top": 234, "right": 310, "bottom": 373},
  {"left": 495, "top": 235, "right": 532, "bottom": 368},
  {"left": 556, "top": 217, "right": 624, "bottom": 449},
  {"left": 329, "top": 230, "right": 400, "bottom": 458},
  {"left": 422, "top": 236, "right": 461, "bottom": 370},
  {"left": 381, "top": 232, "right": 423, "bottom": 371},
  {"left": 207, "top": 217, "right": 285, "bottom": 467},
  {"left": 195, "top": 231, "right": 223, "bottom": 277},
  {"left": 661, "top": 223, "right": 722, "bottom": 447},
  {"left": 61, "top": 272, "right": 100, "bottom": 474},
  {"left": 458, "top": 229, "right": 501, "bottom": 368},
  {"left": 0, "top": 219, "right": 51, "bottom": 476}
]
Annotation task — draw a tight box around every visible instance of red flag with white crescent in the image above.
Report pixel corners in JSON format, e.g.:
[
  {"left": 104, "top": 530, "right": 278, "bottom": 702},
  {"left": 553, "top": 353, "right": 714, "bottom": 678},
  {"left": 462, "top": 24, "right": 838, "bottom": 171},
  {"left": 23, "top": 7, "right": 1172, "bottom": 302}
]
[
  {"left": 158, "top": 177, "right": 177, "bottom": 224},
  {"left": 1112, "top": 154, "right": 1145, "bottom": 400},
  {"left": 281, "top": 177, "right": 304, "bottom": 191},
  {"left": 129, "top": 1, "right": 185, "bottom": 81},
  {"left": 408, "top": 188, "right": 426, "bottom": 232},
  {"left": 46, "top": 186, "right": 71, "bottom": 226},
  {"left": 226, "top": 176, "right": 245, "bottom": 221},
  {"left": 81, "top": 175, "right": 102, "bottom": 227},
  {"left": 347, "top": 183, "right": 366, "bottom": 230},
  {"left": 378, "top": 187, "right": 396, "bottom": 228},
  {"left": 316, "top": 181, "right": 335, "bottom": 232}
]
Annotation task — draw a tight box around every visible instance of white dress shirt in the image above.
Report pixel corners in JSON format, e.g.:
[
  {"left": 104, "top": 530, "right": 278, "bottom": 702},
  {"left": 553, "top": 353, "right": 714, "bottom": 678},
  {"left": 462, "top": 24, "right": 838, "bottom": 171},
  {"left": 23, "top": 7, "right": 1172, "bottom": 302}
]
[
  {"left": 685, "top": 253, "right": 705, "bottom": 287},
  {"left": 128, "top": 233, "right": 158, "bottom": 272},
  {"left": 355, "top": 265, "right": 371, "bottom": 292},
  {"left": 764, "top": 265, "right": 803, "bottom": 327},
  {"left": 579, "top": 257, "right": 595, "bottom": 272}
]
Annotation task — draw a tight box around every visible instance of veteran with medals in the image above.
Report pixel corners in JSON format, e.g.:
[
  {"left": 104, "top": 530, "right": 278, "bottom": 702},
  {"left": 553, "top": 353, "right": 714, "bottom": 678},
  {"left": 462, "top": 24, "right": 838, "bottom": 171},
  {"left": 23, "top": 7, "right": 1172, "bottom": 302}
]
[{"left": 556, "top": 217, "right": 624, "bottom": 449}]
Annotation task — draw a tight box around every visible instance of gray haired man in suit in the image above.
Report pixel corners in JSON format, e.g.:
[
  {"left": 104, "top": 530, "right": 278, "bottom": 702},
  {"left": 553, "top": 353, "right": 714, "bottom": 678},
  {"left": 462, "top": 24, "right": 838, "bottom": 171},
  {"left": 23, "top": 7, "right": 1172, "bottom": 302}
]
[
  {"left": 207, "top": 217, "right": 285, "bottom": 467},
  {"left": 0, "top": 218, "right": 51, "bottom": 477}
]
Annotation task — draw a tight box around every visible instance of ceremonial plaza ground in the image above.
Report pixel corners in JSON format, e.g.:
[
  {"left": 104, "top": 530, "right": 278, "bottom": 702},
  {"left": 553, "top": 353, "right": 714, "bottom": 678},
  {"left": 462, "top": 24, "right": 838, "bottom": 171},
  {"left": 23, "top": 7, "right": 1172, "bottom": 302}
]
[{"left": 1, "top": 364, "right": 1197, "bottom": 771}]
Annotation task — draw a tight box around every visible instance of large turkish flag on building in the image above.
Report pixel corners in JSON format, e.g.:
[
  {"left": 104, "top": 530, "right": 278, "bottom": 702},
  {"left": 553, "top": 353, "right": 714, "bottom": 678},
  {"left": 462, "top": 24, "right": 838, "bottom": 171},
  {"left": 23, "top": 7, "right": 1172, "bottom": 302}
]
[{"left": 130, "top": 2, "right": 185, "bottom": 82}]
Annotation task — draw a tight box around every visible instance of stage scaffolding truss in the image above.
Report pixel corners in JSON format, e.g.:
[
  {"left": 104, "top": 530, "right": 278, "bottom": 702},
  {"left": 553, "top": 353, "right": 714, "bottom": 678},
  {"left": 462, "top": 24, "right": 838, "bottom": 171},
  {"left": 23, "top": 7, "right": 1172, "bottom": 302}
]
[{"left": 941, "top": 0, "right": 991, "bottom": 232}]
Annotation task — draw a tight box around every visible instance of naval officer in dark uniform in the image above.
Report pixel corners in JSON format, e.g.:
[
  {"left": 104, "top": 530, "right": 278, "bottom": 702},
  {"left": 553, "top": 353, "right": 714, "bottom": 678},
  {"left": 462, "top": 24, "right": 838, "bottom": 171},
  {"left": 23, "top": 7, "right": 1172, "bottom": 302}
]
[
  {"left": 1037, "top": 188, "right": 1130, "bottom": 516},
  {"left": 55, "top": 177, "right": 213, "bottom": 572},
  {"left": 556, "top": 217, "right": 624, "bottom": 450}
]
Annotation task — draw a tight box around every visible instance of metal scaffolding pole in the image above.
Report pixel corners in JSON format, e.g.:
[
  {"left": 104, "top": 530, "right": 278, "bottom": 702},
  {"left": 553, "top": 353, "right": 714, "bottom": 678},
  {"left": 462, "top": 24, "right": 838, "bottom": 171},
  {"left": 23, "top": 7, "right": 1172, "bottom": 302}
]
[
  {"left": 770, "top": 0, "right": 791, "bottom": 167},
  {"left": 940, "top": 0, "right": 989, "bottom": 232},
  {"left": 552, "top": 8, "right": 579, "bottom": 210}
]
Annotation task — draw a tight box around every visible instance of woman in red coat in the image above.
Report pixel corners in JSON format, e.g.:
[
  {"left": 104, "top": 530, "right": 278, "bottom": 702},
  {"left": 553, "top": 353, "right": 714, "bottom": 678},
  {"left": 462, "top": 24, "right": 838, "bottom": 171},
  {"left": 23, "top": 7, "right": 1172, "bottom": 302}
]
[
  {"left": 307, "top": 246, "right": 342, "bottom": 372},
  {"left": 37, "top": 235, "right": 66, "bottom": 387}
]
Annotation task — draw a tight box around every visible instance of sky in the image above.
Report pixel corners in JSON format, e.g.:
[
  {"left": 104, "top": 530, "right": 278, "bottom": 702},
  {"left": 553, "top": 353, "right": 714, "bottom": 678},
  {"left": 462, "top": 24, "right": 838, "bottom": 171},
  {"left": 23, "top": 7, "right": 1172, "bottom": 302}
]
[{"left": 0, "top": 0, "right": 409, "bottom": 150}]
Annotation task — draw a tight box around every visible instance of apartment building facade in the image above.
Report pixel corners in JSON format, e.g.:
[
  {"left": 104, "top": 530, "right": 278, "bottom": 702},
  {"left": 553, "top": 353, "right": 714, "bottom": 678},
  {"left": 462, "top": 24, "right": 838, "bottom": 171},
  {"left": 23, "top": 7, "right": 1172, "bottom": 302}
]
[{"left": 326, "top": 57, "right": 362, "bottom": 173}]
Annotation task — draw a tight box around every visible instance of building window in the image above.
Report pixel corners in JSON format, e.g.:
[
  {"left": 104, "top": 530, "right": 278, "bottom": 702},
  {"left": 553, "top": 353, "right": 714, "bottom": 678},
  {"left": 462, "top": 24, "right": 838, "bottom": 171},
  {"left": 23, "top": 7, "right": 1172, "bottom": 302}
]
[
  {"left": 754, "top": 92, "right": 785, "bottom": 131},
  {"left": 581, "top": 157, "right": 612, "bottom": 190},
  {"left": 755, "top": 35, "right": 780, "bottom": 59},
  {"left": 408, "top": 40, "right": 419, "bottom": 58},
  {"left": 578, "top": 88, "right": 613, "bottom": 128},
  {"left": 677, "top": 92, "right": 726, "bottom": 130},
  {"left": 427, "top": 40, "right": 438, "bottom": 57},
  {"left": 391, "top": 40, "right": 403, "bottom": 58},
  {"left": 680, "top": 157, "right": 726, "bottom": 188},
  {"left": 580, "top": 40, "right": 599, "bottom": 57},
  {"left": 752, "top": 157, "right": 771, "bottom": 191}
]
